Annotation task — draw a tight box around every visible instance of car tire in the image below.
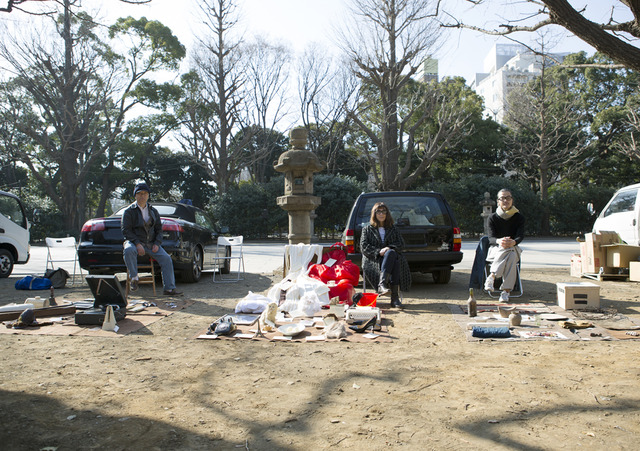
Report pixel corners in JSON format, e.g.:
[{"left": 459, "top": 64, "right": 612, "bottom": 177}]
[
  {"left": 182, "top": 245, "right": 203, "bottom": 283},
  {"left": 432, "top": 269, "right": 451, "bottom": 284},
  {"left": 0, "top": 249, "right": 14, "bottom": 278}
]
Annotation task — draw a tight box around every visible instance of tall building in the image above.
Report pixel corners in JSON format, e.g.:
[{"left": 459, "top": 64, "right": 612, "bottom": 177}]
[
  {"left": 472, "top": 43, "right": 565, "bottom": 123},
  {"left": 418, "top": 57, "right": 438, "bottom": 83}
]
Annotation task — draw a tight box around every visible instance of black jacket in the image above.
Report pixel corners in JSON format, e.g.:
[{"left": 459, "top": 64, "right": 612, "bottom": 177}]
[
  {"left": 121, "top": 202, "right": 163, "bottom": 247},
  {"left": 360, "top": 224, "right": 412, "bottom": 291}
]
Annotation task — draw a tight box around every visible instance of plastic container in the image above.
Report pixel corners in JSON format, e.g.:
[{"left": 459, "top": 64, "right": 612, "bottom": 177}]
[
  {"left": 26, "top": 296, "right": 48, "bottom": 309},
  {"left": 356, "top": 292, "right": 378, "bottom": 307}
]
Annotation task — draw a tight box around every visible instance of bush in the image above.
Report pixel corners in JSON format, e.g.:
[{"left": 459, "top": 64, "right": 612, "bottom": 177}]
[
  {"left": 313, "top": 175, "right": 365, "bottom": 239},
  {"left": 548, "top": 184, "right": 615, "bottom": 235},
  {"left": 424, "top": 176, "right": 541, "bottom": 236},
  {"left": 209, "top": 175, "right": 364, "bottom": 240}
]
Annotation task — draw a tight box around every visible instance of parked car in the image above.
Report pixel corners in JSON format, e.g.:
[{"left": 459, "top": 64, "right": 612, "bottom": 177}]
[
  {"left": 78, "top": 202, "right": 230, "bottom": 282},
  {"left": 342, "top": 191, "right": 463, "bottom": 284},
  {"left": 592, "top": 182, "right": 640, "bottom": 245},
  {"left": 0, "top": 190, "right": 31, "bottom": 277}
]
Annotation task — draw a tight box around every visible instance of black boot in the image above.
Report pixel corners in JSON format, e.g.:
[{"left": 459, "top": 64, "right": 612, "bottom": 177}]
[
  {"left": 378, "top": 272, "right": 391, "bottom": 295},
  {"left": 391, "top": 285, "right": 403, "bottom": 308}
]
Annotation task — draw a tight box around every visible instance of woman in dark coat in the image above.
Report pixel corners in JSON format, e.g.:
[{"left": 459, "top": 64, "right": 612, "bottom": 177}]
[{"left": 360, "top": 202, "right": 411, "bottom": 308}]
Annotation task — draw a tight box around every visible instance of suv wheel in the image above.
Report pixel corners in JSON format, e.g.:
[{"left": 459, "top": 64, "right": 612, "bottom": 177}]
[
  {"left": 0, "top": 249, "right": 14, "bottom": 278},
  {"left": 182, "top": 246, "right": 203, "bottom": 283},
  {"left": 432, "top": 269, "right": 451, "bottom": 284}
]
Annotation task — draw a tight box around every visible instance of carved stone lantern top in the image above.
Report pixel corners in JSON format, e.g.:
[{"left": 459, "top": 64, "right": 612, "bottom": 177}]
[{"left": 273, "top": 126, "right": 325, "bottom": 174}]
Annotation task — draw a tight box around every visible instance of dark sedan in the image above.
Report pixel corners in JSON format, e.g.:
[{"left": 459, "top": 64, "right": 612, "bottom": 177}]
[{"left": 78, "top": 202, "right": 230, "bottom": 282}]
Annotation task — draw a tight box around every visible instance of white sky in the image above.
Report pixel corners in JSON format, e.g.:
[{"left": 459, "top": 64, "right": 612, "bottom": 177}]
[{"left": 4, "top": 0, "right": 630, "bottom": 83}]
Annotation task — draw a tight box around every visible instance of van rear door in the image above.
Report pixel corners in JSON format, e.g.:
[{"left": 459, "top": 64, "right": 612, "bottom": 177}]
[{"left": 593, "top": 185, "right": 640, "bottom": 245}]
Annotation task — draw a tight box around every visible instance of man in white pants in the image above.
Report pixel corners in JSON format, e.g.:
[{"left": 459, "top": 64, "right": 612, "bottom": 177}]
[{"left": 484, "top": 189, "right": 525, "bottom": 302}]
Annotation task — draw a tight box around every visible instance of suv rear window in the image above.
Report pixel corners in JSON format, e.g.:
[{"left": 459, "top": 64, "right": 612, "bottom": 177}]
[{"left": 353, "top": 195, "right": 451, "bottom": 230}]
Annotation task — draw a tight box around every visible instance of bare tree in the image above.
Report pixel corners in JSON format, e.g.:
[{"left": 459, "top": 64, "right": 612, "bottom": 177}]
[
  {"left": 503, "top": 51, "right": 588, "bottom": 234},
  {"left": 614, "top": 105, "right": 640, "bottom": 160},
  {"left": 296, "top": 44, "right": 358, "bottom": 174},
  {"left": 339, "top": 0, "right": 471, "bottom": 190},
  {"left": 177, "top": 0, "right": 250, "bottom": 194},
  {"left": 441, "top": 0, "right": 640, "bottom": 72},
  {"left": 241, "top": 36, "right": 292, "bottom": 180}
]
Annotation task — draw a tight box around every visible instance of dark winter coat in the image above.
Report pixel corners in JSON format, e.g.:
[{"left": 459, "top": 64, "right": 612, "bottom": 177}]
[
  {"left": 121, "top": 202, "right": 163, "bottom": 248},
  {"left": 360, "top": 224, "right": 412, "bottom": 291}
]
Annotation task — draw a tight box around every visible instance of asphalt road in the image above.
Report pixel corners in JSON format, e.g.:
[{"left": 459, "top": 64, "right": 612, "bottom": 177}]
[{"left": 9, "top": 237, "right": 579, "bottom": 279}]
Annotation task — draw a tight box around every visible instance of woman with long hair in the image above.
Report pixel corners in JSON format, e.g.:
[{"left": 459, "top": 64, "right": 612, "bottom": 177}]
[{"left": 360, "top": 202, "right": 411, "bottom": 308}]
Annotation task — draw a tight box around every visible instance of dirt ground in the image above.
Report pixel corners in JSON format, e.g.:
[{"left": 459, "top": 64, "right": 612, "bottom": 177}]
[{"left": 1, "top": 266, "right": 639, "bottom": 451}]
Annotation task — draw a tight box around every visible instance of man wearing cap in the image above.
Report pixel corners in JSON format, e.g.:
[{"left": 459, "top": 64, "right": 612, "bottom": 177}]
[{"left": 122, "top": 182, "right": 182, "bottom": 296}]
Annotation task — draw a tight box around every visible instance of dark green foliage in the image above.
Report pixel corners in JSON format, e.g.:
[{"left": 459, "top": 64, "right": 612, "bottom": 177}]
[
  {"left": 210, "top": 175, "right": 364, "bottom": 239},
  {"left": 425, "top": 176, "right": 540, "bottom": 236},
  {"left": 548, "top": 184, "right": 615, "bottom": 235},
  {"left": 313, "top": 174, "right": 366, "bottom": 239},
  {"left": 210, "top": 177, "right": 287, "bottom": 239}
]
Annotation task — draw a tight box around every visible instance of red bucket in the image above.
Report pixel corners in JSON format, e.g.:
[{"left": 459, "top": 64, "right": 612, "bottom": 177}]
[{"left": 356, "top": 292, "right": 378, "bottom": 307}]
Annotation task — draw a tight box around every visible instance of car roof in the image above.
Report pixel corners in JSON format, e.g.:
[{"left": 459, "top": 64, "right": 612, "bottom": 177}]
[
  {"left": 113, "top": 202, "right": 202, "bottom": 222},
  {"left": 357, "top": 191, "right": 442, "bottom": 198}
]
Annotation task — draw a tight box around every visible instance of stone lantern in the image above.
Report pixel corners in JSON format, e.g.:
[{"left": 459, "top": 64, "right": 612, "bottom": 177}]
[
  {"left": 480, "top": 191, "right": 496, "bottom": 236},
  {"left": 274, "top": 127, "right": 326, "bottom": 244}
]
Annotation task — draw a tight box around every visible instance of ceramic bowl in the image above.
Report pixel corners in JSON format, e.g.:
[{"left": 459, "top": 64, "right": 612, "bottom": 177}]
[
  {"left": 498, "top": 306, "right": 516, "bottom": 318},
  {"left": 277, "top": 323, "right": 305, "bottom": 337}
]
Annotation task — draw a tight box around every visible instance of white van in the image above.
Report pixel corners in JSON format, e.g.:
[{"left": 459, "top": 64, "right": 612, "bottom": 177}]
[
  {"left": 0, "top": 190, "right": 30, "bottom": 277},
  {"left": 592, "top": 183, "right": 640, "bottom": 246}
]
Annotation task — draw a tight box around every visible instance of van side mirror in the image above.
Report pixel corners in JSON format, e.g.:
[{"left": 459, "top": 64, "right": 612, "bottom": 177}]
[{"left": 587, "top": 203, "right": 596, "bottom": 216}]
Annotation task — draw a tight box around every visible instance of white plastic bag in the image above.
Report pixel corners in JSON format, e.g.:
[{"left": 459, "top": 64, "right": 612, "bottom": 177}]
[{"left": 235, "top": 291, "right": 272, "bottom": 313}]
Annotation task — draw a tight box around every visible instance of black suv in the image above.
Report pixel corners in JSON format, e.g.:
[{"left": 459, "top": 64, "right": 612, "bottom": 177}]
[{"left": 342, "top": 191, "right": 462, "bottom": 284}]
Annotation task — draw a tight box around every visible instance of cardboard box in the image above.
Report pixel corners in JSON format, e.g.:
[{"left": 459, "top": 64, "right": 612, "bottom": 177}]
[
  {"left": 602, "top": 244, "right": 640, "bottom": 268},
  {"left": 630, "top": 261, "right": 640, "bottom": 282},
  {"left": 570, "top": 254, "right": 582, "bottom": 278},
  {"left": 580, "top": 231, "right": 620, "bottom": 273},
  {"left": 557, "top": 282, "right": 600, "bottom": 310}
]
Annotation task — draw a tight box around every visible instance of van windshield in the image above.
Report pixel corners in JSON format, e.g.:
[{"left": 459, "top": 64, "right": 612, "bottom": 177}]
[
  {"left": 0, "top": 194, "right": 27, "bottom": 229},
  {"left": 356, "top": 195, "right": 450, "bottom": 229},
  {"left": 603, "top": 189, "right": 637, "bottom": 217}
]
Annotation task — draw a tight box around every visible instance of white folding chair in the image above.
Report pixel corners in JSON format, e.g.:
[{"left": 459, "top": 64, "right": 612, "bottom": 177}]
[
  {"left": 213, "top": 236, "right": 245, "bottom": 282},
  {"left": 45, "top": 236, "right": 84, "bottom": 286}
]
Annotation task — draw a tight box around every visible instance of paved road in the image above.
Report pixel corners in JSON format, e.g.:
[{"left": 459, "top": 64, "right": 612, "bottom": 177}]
[{"left": 10, "top": 238, "right": 579, "bottom": 279}]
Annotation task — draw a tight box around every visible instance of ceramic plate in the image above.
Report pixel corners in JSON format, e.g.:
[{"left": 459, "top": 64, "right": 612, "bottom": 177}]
[
  {"left": 540, "top": 313, "right": 569, "bottom": 321},
  {"left": 278, "top": 323, "right": 306, "bottom": 336}
]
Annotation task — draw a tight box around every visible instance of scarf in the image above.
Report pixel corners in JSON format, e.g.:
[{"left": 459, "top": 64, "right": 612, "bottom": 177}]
[{"left": 497, "top": 205, "right": 519, "bottom": 220}]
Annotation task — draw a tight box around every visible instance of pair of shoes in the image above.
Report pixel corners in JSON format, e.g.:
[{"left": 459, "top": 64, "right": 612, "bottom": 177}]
[
  {"left": 484, "top": 274, "right": 495, "bottom": 291},
  {"left": 499, "top": 291, "right": 510, "bottom": 303},
  {"left": 163, "top": 288, "right": 183, "bottom": 296},
  {"left": 349, "top": 315, "right": 376, "bottom": 333},
  {"left": 130, "top": 278, "right": 139, "bottom": 292}
]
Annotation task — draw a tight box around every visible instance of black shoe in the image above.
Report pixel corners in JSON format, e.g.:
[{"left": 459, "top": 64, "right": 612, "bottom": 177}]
[
  {"left": 390, "top": 285, "right": 403, "bottom": 309},
  {"left": 130, "top": 279, "right": 138, "bottom": 292},
  {"left": 163, "top": 288, "right": 183, "bottom": 296},
  {"left": 349, "top": 315, "right": 377, "bottom": 333}
]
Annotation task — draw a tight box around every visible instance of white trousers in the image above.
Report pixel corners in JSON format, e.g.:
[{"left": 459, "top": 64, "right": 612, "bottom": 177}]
[{"left": 488, "top": 245, "right": 521, "bottom": 291}]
